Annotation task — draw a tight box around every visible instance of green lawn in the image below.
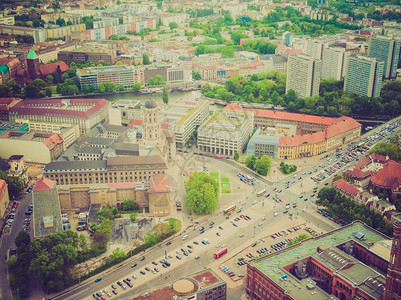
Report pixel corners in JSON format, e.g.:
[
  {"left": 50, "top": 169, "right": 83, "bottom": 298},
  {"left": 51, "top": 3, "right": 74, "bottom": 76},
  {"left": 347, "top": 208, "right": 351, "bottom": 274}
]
[{"left": 221, "top": 177, "right": 231, "bottom": 193}]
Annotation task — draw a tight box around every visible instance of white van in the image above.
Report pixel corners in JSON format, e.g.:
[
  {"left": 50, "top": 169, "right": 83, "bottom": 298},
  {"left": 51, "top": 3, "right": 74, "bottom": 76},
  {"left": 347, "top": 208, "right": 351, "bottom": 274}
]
[{"left": 182, "top": 235, "right": 188, "bottom": 240}]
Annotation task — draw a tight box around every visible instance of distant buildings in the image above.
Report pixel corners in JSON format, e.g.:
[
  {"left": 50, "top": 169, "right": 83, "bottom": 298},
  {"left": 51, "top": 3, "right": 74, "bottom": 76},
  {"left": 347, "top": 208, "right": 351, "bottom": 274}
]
[
  {"left": 286, "top": 54, "right": 321, "bottom": 98},
  {"left": 321, "top": 46, "right": 348, "bottom": 80},
  {"left": 58, "top": 47, "right": 116, "bottom": 65},
  {"left": 344, "top": 55, "right": 384, "bottom": 98},
  {"left": 0, "top": 179, "right": 9, "bottom": 221},
  {"left": 0, "top": 25, "right": 47, "bottom": 43},
  {"left": 368, "top": 35, "right": 401, "bottom": 79},
  {"left": 198, "top": 109, "right": 254, "bottom": 157},
  {"left": 8, "top": 98, "right": 111, "bottom": 135}
]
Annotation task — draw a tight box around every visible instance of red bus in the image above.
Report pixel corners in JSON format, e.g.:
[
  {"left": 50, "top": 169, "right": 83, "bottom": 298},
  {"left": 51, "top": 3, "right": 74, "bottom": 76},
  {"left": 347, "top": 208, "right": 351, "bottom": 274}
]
[
  {"left": 223, "top": 205, "right": 236, "bottom": 215},
  {"left": 214, "top": 247, "right": 228, "bottom": 259}
]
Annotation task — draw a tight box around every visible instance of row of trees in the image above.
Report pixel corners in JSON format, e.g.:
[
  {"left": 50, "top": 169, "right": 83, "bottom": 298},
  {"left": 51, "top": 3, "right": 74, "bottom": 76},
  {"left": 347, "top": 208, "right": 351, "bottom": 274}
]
[
  {"left": 185, "top": 172, "right": 219, "bottom": 214},
  {"left": 244, "top": 155, "right": 272, "bottom": 176},
  {"left": 316, "top": 188, "right": 394, "bottom": 237}
]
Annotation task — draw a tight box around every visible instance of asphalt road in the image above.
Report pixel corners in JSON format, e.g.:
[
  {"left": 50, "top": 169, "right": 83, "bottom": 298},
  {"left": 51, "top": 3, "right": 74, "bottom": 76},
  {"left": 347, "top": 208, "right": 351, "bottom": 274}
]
[{"left": 0, "top": 192, "right": 32, "bottom": 300}]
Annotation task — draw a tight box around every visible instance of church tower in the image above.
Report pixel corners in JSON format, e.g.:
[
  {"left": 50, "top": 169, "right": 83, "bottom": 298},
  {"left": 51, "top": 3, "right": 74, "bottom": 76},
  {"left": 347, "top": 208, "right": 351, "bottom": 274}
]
[
  {"left": 142, "top": 96, "right": 162, "bottom": 144},
  {"left": 27, "top": 49, "right": 40, "bottom": 79},
  {"left": 384, "top": 221, "right": 401, "bottom": 300}
]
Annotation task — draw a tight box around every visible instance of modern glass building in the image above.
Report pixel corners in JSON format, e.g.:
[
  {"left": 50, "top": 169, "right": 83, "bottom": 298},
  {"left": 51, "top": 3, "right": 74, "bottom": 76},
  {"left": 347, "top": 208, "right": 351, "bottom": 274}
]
[{"left": 368, "top": 35, "right": 401, "bottom": 79}]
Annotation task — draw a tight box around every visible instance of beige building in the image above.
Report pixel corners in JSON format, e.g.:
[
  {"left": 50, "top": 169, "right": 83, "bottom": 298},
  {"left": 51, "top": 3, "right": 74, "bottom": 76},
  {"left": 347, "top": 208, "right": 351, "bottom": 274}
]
[
  {"left": 321, "top": 46, "right": 349, "bottom": 80},
  {"left": 57, "top": 182, "right": 137, "bottom": 210},
  {"left": 14, "top": 119, "right": 80, "bottom": 148},
  {"left": 160, "top": 98, "right": 209, "bottom": 148},
  {"left": 148, "top": 174, "right": 171, "bottom": 216},
  {"left": 198, "top": 109, "right": 254, "bottom": 157},
  {"left": 43, "top": 156, "right": 168, "bottom": 185},
  {"left": 46, "top": 24, "right": 86, "bottom": 39},
  {"left": 0, "top": 16, "right": 15, "bottom": 25},
  {"left": 0, "top": 179, "right": 9, "bottom": 221},
  {"left": 286, "top": 54, "right": 321, "bottom": 98},
  {"left": 7, "top": 155, "right": 29, "bottom": 186},
  {"left": 0, "top": 131, "right": 64, "bottom": 164}
]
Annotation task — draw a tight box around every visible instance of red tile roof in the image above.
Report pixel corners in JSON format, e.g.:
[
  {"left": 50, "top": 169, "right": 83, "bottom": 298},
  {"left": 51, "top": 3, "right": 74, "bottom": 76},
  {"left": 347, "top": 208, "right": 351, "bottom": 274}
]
[
  {"left": 225, "top": 104, "right": 336, "bottom": 126},
  {"left": 39, "top": 61, "right": 69, "bottom": 77},
  {"left": 161, "top": 122, "right": 168, "bottom": 129},
  {"left": 279, "top": 131, "right": 326, "bottom": 147},
  {"left": 371, "top": 160, "right": 401, "bottom": 190},
  {"left": 43, "top": 133, "right": 63, "bottom": 150},
  {"left": 33, "top": 177, "right": 56, "bottom": 191},
  {"left": 0, "top": 98, "right": 20, "bottom": 112},
  {"left": 333, "top": 179, "right": 359, "bottom": 197},
  {"left": 344, "top": 168, "right": 374, "bottom": 180},
  {"left": 148, "top": 174, "right": 170, "bottom": 193},
  {"left": 325, "top": 116, "right": 361, "bottom": 138},
  {"left": 129, "top": 119, "right": 143, "bottom": 127},
  {"left": 9, "top": 98, "right": 110, "bottom": 120}
]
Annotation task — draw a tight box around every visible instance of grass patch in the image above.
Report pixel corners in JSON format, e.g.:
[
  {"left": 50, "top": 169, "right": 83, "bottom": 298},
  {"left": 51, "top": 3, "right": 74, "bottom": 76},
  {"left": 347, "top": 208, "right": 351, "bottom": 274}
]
[
  {"left": 166, "top": 218, "right": 182, "bottom": 233},
  {"left": 221, "top": 177, "right": 230, "bottom": 193},
  {"left": 210, "top": 172, "right": 219, "bottom": 185}
]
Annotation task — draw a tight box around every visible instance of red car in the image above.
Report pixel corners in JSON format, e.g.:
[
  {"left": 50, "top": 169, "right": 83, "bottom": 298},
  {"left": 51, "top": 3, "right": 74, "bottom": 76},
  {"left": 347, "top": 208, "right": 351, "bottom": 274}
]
[
  {"left": 240, "top": 214, "right": 245, "bottom": 218},
  {"left": 273, "top": 187, "right": 277, "bottom": 191}
]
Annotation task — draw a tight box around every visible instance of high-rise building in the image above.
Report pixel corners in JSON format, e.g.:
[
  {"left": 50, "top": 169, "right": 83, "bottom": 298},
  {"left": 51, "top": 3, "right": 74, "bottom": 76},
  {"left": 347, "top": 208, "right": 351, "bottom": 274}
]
[
  {"left": 368, "top": 35, "right": 401, "bottom": 79},
  {"left": 321, "top": 46, "right": 348, "bottom": 80},
  {"left": 344, "top": 55, "right": 384, "bottom": 98},
  {"left": 305, "top": 40, "right": 324, "bottom": 60},
  {"left": 384, "top": 221, "right": 401, "bottom": 300},
  {"left": 286, "top": 54, "right": 321, "bottom": 99}
]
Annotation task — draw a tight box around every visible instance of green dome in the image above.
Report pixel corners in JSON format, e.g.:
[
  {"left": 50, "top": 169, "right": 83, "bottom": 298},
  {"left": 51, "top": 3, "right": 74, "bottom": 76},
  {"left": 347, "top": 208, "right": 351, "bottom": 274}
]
[{"left": 144, "top": 96, "right": 157, "bottom": 109}]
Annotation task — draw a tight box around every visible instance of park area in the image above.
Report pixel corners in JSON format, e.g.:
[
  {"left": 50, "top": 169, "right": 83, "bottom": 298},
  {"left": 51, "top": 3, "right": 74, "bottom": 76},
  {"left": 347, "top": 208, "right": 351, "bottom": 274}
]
[{"left": 221, "top": 177, "right": 231, "bottom": 193}]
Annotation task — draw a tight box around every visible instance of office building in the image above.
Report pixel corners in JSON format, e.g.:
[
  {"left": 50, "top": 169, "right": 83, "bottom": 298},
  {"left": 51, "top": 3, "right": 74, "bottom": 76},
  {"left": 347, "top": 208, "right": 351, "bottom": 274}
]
[
  {"left": 321, "top": 47, "right": 348, "bottom": 80},
  {"left": 344, "top": 55, "right": 384, "bottom": 98},
  {"left": 0, "top": 179, "right": 9, "bottom": 221},
  {"left": 132, "top": 268, "right": 226, "bottom": 300},
  {"left": 46, "top": 24, "right": 86, "bottom": 40},
  {"left": 77, "top": 66, "right": 136, "bottom": 91},
  {"left": 246, "top": 221, "right": 391, "bottom": 300},
  {"left": 58, "top": 47, "right": 116, "bottom": 64},
  {"left": 286, "top": 55, "right": 321, "bottom": 98},
  {"left": 198, "top": 109, "right": 253, "bottom": 157},
  {"left": 43, "top": 156, "right": 167, "bottom": 186},
  {"left": 32, "top": 178, "right": 63, "bottom": 238},
  {"left": 8, "top": 98, "right": 110, "bottom": 135},
  {"left": 305, "top": 40, "right": 324, "bottom": 60},
  {"left": 368, "top": 35, "right": 401, "bottom": 79}
]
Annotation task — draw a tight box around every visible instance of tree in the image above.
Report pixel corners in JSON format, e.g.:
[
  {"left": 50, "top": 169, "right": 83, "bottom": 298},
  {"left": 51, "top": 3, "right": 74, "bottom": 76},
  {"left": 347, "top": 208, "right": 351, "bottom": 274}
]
[
  {"left": 151, "top": 223, "right": 173, "bottom": 240},
  {"left": 332, "top": 174, "right": 343, "bottom": 182},
  {"left": 46, "top": 75, "right": 54, "bottom": 84},
  {"left": 144, "top": 233, "right": 159, "bottom": 246},
  {"left": 192, "top": 72, "right": 201, "bottom": 80},
  {"left": 133, "top": 83, "right": 141, "bottom": 90},
  {"left": 142, "top": 54, "right": 151, "bottom": 65},
  {"left": 98, "top": 84, "right": 106, "bottom": 93},
  {"left": 184, "top": 172, "right": 219, "bottom": 214},
  {"left": 148, "top": 78, "right": 155, "bottom": 86},
  {"left": 162, "top": 86, "right": 169, "bottom": 104},
  {"left": 234, "top": 152, "right": 239, "bottom": 160},
  {"left": 115, "top": 61, "right": 124, "bottom": 65},
  {"left": 118, "top": 84, "right": 125, "bottom": 92},
  {"left": 129, "top": 212, "right": 138, "bottom": 222},
  {"left": 169, "top": 22, "right": 178, "bottom": 30},
  {"left": 45, "top": 87, "right": 52, "bottom": 97},
  {"left": 369, "top": 142, "right": 401, "bottom": 161},
  {"left": 66, "top": 20, "right": 72, "bottom": 26},
  {"left": 122, "top": 199, "right": 136, "bottom": 211},
  {"left": 106, "top": 248, "right": 127, "bottom": 265},
  {"left": 56, "top": 18, "right": 66, "bottom": 27},
  {"left": 155, "top": 75, "right": 165, "bottom": 85}
]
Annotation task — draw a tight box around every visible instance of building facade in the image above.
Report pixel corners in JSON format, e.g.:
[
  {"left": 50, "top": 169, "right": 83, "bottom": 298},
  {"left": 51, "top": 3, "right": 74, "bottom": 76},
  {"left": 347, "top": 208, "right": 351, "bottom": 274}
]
[
  {"left": 368, "top": 35, "right": 401, "bottom": 79},
  {"left": 198, "top": 109, "right": 254, "bottom": 157},
  {"left": 384, "top": 221, "right": 401, "bottom": 300},
  {"left": 43, "top": 156, "right": 167, "bottom": 186},
  {"left": 148, "top": 174, "right": 171, "bottom": 216},
  {"left": 344, "top": 55, "right": 384, "bottom": 98},
  {"left": 77, "top": 66, "right": 135, "bottom": 91},
  {"left": 58, "top": 48, "right": 116, "bottom": 64},
  {"left": 46, "top": 24, "right": 86, "bottom": 40},
  {"left": 8, "top": 98, "right": 110, "bottom": 135},
  {"left": 321, "top": 46, "right": 348, "bottom": 80},
  {"left": 286, "top": 54, "right": 321, "bottom": 98}
]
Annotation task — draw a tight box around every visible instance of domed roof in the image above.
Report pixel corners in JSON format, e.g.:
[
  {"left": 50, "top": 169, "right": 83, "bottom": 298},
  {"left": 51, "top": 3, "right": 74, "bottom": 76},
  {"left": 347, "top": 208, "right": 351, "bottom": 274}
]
[{"left": 144, "top": 96, "right": 157, "bottom": 109}]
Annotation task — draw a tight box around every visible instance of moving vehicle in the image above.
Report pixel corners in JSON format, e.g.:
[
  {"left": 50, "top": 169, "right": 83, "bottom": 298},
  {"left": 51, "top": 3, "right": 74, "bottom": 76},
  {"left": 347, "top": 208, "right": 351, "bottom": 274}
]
[
  {"left": 223, "top": 205, "right": 236, "bottom": 215},
  {"left": 257, "top": 189, "right": 267, "bottom": 197},
  {"left": 214, "top": 247, "right": 228, "bottom": 259}
]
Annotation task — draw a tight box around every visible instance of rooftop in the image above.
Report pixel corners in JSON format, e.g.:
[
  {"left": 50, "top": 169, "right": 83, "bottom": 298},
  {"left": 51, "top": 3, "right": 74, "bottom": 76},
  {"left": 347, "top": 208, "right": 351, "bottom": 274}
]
[{"left": 249, "top": 221, "right": 389, "bottom": 298}]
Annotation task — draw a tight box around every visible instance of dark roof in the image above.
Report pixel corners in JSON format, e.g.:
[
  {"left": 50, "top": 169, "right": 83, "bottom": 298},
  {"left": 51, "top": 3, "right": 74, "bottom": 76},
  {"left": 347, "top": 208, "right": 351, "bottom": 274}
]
[
  {"left": 9, "top": 155, "right": 24, "bottom": 160},
  {"left": 106, "top": 155, "right": 166, "bottom": 168},
  {"left": 112, "top": 143, "right": 140, "bottom": 156},
  {"left": 144, "top": 96, "right": 157, "bottom": 109},
  {"left": 43, "top": 160, "right": 107, "bottom": 172}
]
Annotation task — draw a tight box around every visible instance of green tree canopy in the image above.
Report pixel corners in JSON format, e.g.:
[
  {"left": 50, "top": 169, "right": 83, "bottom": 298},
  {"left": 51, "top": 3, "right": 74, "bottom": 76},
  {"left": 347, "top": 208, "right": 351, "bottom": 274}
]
[
  {"left": 162, "top": 86, "right": 169, "bottom": 104},
  {"left": 369, "top": 142, "right": 401, "bottom": 162},
  {"left": 142, "top": 53, "right": 151, "bottom": 65},
  {"left": 184, "top": 172, "right": 219, "bottom": 214},
  {"left": 122, "top": 199, "right": 136, "bottom": 211}
]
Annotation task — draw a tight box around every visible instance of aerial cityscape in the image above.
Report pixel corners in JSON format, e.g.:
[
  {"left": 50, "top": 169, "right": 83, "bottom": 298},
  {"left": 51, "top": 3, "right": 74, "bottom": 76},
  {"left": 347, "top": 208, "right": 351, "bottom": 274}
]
[{"left": 0, "top": 0, "right": 401, "bottom": 300}]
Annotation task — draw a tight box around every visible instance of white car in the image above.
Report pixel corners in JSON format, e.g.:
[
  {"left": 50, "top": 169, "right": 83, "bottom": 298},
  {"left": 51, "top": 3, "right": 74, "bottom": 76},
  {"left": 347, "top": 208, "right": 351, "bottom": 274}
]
[
  {"left": 252, "top": 200, "right": 257, "bottom": 205},
  {"left": 274, "top": 210, "right": 278, "bottom": 217}
]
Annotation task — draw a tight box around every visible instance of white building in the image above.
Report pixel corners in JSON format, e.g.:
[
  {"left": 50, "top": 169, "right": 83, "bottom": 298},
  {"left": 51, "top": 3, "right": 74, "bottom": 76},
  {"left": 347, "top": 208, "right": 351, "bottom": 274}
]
[
  {"left": 321, "top": 46, "right": 349, "bottom": 80},
  {"left": 286, "top": 54, "right": 321, "bottom": 99},
  {"left": 198, "top": 109, "right": 254, "bottom": 157}
]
